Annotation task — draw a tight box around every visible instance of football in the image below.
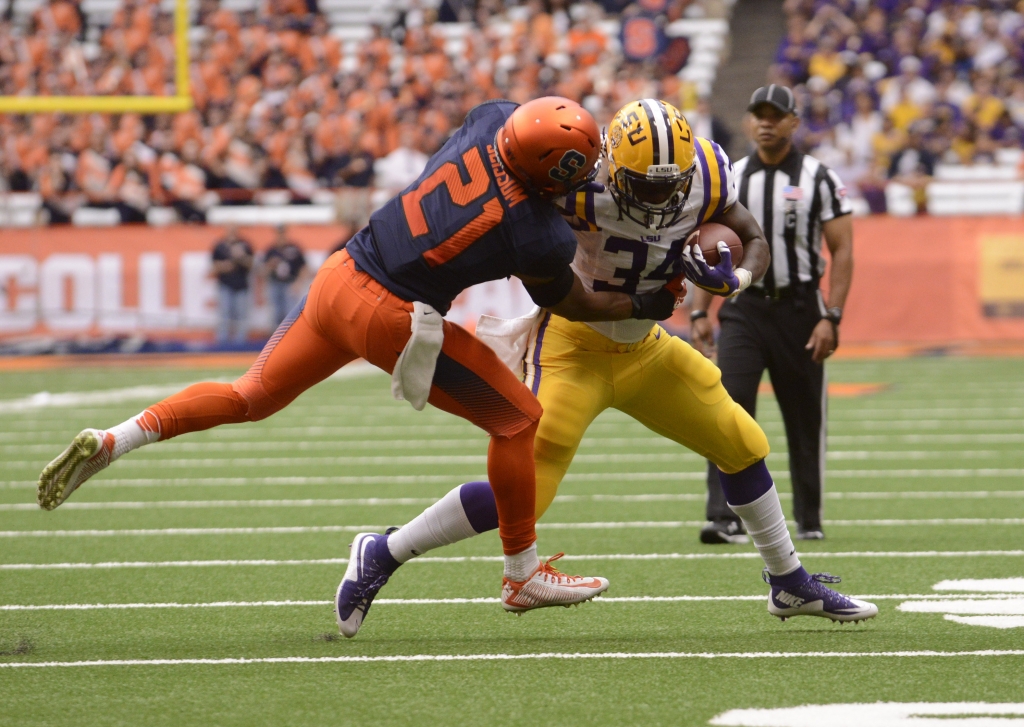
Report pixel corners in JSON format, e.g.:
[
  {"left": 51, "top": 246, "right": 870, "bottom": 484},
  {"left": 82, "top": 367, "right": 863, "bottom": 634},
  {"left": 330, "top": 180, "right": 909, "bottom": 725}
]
[{"left": 684, "top": 222, "right": 744, "bottom": 268}]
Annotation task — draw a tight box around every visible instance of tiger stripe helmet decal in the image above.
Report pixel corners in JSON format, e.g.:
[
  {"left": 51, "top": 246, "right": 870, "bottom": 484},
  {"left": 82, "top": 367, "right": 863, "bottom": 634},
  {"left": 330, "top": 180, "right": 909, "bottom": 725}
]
[{"left": 605, "top": 98, "right": 698, "bottom": 229}]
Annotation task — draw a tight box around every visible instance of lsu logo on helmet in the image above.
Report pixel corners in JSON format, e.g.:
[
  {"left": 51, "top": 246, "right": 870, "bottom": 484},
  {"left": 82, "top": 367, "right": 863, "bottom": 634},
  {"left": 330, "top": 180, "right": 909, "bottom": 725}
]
[{"left": 605, "top": 99, "right": 697, "bottom": 229}]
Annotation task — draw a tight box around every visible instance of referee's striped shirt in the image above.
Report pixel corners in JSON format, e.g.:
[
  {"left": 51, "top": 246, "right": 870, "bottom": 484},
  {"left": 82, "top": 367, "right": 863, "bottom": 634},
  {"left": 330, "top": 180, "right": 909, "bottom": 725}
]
[{"left": 734, "top": 148, "right": 852, "bottom": 295}]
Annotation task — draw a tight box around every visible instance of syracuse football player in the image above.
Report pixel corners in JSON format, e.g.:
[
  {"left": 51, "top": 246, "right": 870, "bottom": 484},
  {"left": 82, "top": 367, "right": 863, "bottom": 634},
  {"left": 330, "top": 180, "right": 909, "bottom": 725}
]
[{"left": 37, "top": 97, "right": 689, "bottom": 623}]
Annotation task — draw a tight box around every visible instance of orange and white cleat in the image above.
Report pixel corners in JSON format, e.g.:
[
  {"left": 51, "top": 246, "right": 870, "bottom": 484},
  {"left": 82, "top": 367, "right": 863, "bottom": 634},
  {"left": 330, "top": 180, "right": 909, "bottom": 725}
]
[
  {"left": 37, "top": 429, "right": 114, "bottom": 510},
  {"left": 501, "top": 553, "right": 610, "bottom": 613}
]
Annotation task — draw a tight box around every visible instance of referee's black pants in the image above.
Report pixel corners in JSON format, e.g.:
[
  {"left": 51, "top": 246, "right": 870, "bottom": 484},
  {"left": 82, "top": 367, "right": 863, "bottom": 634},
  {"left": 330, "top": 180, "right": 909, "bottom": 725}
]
[{"left": 705, "top": 287, "right": 827, "bottom": 532}]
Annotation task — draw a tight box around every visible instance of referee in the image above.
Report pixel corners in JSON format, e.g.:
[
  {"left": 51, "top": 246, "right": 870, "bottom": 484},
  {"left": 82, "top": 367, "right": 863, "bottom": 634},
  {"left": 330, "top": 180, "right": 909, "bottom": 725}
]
[{"left": 691, "top": 84, "right": 854, "bottom": 543}]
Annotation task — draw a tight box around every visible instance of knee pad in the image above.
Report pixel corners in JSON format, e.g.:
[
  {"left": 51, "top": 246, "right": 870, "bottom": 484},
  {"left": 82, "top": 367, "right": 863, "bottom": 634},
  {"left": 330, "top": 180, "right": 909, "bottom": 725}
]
[{"left": 716, "top": 402, "right": 771, "bottom": 474}]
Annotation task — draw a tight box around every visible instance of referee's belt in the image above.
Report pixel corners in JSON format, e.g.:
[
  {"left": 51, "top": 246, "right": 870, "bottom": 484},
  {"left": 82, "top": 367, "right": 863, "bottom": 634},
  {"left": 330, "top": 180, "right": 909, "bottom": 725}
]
[{"left": 745, "top": 282, "right": 818, "bottom": 301}]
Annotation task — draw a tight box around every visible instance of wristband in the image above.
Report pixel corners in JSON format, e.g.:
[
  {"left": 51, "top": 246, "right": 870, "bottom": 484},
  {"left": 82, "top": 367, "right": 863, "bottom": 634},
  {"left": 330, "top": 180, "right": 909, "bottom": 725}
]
[
  {"left": 735, "top": 268, "right": 752, "bottom": 292},
  {"left": 690, "top": 310, "right": 708, "bottom": 322}
]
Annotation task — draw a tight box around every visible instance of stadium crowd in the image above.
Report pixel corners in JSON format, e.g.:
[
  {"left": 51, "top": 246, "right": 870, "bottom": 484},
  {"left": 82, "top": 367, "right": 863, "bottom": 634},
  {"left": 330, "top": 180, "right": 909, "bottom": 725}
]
[
  {"left": 772, "top": 0, "right": 1024, "bottom": 209},
  {"left": 0, "top": 0, "right": 714, "bottom": 223}
]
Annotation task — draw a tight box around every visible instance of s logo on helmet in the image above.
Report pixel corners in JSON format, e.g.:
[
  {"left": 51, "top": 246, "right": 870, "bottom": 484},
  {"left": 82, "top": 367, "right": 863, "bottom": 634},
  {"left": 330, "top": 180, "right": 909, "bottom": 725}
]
[{"left": 549, "top": 149, "right": 588, "bottom": 184}]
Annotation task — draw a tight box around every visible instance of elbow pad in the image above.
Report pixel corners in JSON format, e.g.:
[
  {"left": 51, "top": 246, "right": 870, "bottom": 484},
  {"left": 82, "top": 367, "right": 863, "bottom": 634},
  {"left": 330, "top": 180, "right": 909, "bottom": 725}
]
[{"left": 523, "top": 266, "right": 574, "bottom": 308}]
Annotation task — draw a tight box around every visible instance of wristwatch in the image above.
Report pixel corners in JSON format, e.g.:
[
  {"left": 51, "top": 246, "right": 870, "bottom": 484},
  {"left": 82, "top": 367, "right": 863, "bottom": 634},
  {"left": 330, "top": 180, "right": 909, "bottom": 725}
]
[
  {"left": 824, "top": 307, "right": 843, "bottom": 325},
  {"left": 690, "top": 309, "right": 708, "bottom": 322}
]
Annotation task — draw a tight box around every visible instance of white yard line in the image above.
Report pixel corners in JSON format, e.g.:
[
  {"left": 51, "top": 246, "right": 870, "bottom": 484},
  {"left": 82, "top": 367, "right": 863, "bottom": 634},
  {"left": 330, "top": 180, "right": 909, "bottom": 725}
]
[
  {"left": 13, "top": 425, "right": 1024, "bottom": 444},
  {"left": 0, "top": 475, "right": 486, "bottom": 489},
  {"left": 2, "top": 650, "right": 1023, "bottom": 669},
  {"left": 1, "top": 519, "right": 1022, "bottom": 538},
  {"left": 0, "top": 498, "right": 444, "bottom": 511},
  {"left": 6, "top": 451, "right": 1024, "bottom": 472},
  {"left": 935, "top": 578, "right": 1024, "bottom": 592},
  {"left": 0, "top": 365, "right": 379, "bottom": 417},
  {"left": 3, "top": 550, "right": 1024, "bottom": 570},
  {"left": 899, "top": 599, "right": 1024, "bottom": 615},
  {"left": 3, "top": 490, "right": 1024, "bottom": 509},
  {"left": 830, "top": 434, "right": 1024, "bottom": 444},
  {"left": 944, "top": 615, "right": 1024, "bottom": 629},
  {"left": 5, "top": 440, "right": 1014, "bottom": 457},
  {"left": 4, "top": 469, "right": 1024, "bottom": 490},
  {"left": 2, "top": 594, "right": 1020, "bottom": 612},
  {"left": 0, "top": 384, "right": 217, "bottom": 415},
  {"left": 824, "top": 518, "right": 1024, "bottom": 526},
  {"left": 12, "top": 428, "right": 1024, "bottom": 444}
]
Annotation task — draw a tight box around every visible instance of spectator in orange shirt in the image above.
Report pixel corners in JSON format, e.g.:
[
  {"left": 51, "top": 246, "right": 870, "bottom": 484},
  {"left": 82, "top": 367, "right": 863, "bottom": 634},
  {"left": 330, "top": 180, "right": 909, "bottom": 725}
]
[
  {"left": 160, "top": 140, "right": 208, "bottom": 223},
  {"left": 34, "top": 0, "right": 82, "bottom": 38},
  {"left": 567, "top": 13, "right": 607, "bottom": 68}
]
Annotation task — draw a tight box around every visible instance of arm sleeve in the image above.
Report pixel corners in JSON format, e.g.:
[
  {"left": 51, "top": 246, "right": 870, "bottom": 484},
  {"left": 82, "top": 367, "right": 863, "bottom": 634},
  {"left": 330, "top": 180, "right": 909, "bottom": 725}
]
[
  {"left": 523, "top": 265, "right": 575, "bottom": 307},
  {"left": 817, "top": 165, "right": 853, "bottom": 222},
  {"left": 513, "top": 208, "right": 578, "bottom": 275},
  {"left": 515, "top": 215, "right": 578, "bottom": 307}
]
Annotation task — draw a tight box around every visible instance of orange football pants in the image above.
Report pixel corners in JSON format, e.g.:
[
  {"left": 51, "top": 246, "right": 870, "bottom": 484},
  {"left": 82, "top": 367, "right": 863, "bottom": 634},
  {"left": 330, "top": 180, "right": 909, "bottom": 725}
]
[{"left": 147, "top": 250, "right": 542, "bottom": 555}]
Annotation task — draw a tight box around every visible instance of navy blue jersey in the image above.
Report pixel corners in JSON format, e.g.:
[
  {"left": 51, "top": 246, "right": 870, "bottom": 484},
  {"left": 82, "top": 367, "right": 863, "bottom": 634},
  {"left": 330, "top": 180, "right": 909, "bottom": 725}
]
[{"left": 346, "top": 100, "right": 577, "bottom": 314}]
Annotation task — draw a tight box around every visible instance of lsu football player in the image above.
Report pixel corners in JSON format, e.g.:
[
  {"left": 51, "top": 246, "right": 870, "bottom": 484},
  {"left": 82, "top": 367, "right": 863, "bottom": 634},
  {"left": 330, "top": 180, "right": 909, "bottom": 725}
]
[{"left": 336, "top": 99, "right": 878, "bottom": 636}]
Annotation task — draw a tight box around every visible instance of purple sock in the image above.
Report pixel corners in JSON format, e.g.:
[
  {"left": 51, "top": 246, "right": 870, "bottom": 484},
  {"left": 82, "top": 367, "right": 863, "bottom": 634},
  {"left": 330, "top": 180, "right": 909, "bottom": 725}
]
[
  {"left": 769, "top": 566, "right": 811, "bottom": 588},
  {"left": 374, "top": 535, "right": 402, "bottom": 574},
  {"left": 459, "top": 481, "right": 498, "bottom": 533},
  {"left": 717, "top": 459, "right": 775, "bottom": 506}
]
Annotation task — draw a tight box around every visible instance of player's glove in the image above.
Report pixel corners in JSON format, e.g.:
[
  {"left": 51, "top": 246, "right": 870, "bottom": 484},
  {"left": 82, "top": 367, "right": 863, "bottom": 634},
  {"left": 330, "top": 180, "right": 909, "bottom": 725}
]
[
  {"left": 628, "top": 285, "right": 677, "bottom": 321},
  {"left": 682, "top": 241, "right": 751, "bottom": 297}
]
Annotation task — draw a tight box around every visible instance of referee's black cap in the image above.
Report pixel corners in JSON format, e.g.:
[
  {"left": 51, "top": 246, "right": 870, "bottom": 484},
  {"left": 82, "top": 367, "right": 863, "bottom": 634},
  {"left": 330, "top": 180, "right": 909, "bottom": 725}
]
[{"left": 748, "top": 84, "right": 797, "bottom": 115}]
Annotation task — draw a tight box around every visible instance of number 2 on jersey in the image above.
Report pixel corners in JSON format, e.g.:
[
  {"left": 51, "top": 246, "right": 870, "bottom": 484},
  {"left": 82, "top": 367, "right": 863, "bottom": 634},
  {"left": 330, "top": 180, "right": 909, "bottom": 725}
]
[{"left": 401, "top": 147, "right": 504, "bottom": 268}]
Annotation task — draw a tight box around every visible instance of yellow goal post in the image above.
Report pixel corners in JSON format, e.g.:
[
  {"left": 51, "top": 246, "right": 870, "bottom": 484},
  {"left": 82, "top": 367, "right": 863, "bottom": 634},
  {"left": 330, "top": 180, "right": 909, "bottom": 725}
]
[{"left": 0, "top": 0, "right": 192, "bottom": 114}]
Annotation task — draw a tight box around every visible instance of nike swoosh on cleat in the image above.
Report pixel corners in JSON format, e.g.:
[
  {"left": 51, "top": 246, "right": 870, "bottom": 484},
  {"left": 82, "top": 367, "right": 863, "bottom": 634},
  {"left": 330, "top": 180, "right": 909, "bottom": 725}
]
[
  {"left": 358, "top": 537, "right": 372, "bottom": 580},
  {"left": 563, "top": 579, "right": 604, "bottom": 588}
]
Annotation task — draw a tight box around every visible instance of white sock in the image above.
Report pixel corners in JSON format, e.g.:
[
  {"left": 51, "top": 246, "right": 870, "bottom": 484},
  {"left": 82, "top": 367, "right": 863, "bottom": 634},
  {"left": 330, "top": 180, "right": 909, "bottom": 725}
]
[
  {"left": 503, "top": 542, "right": 539, "bottom": 582},
  {"left": 106, "top": 410, "right": 162, "bottom": 461},
  {"left": 387, "top": 485, "right": 479, "bottom": 564},
  {"left": 728, "top": 485, "right": 802, "bottom": 577}
]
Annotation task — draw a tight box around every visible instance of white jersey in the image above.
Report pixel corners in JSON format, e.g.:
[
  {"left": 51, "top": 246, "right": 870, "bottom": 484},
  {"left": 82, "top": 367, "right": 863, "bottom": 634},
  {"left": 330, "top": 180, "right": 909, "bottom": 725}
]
[{"left": 559, "top": 137, "right": 738, "bottom": 343}]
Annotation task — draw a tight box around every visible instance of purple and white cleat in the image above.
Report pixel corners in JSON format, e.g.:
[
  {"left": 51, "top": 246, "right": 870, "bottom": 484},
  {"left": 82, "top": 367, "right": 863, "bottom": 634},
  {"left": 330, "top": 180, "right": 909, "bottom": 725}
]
[
  {"left": 763, "top": 569, "right": 878, "bottom": 624},
  {"left": 335, "top": 529, "right": 401, "bottom": 638}
]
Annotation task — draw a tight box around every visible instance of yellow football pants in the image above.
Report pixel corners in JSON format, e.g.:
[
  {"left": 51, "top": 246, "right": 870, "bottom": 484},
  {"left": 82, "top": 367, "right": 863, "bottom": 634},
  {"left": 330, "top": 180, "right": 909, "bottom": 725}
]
[{"left": 522, "top": 313, "right": 770, "bottom": 517}]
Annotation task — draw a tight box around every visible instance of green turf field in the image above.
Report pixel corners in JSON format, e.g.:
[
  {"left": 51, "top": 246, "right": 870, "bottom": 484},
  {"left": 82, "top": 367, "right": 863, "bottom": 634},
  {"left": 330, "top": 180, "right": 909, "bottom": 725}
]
[{"left": 1, "top": 357, "right": 1023, "bottom": 726}]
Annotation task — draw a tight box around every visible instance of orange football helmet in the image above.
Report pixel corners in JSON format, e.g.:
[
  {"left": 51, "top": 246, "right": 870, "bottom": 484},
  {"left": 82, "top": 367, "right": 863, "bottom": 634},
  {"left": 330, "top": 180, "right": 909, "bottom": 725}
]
[{"left": 496, "top": 96, "right": 601, "bottom": 198}]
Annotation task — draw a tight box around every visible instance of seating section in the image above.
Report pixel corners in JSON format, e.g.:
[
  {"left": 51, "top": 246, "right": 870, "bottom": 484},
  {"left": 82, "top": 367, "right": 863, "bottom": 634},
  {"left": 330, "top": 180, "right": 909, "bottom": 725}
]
[
  {"left": 774, "top": 0, "right": 1024, "bottom": 215},
  {"left": 0, "top": 0, "right": 734, "bottom": 226}
]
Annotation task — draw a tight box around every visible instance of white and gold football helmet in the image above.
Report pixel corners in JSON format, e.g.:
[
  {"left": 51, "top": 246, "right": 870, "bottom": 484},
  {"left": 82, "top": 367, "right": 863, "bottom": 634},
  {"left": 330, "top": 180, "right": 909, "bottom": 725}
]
[{"left": 605, "top": 98, "right": 697, "bottom": 229}]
